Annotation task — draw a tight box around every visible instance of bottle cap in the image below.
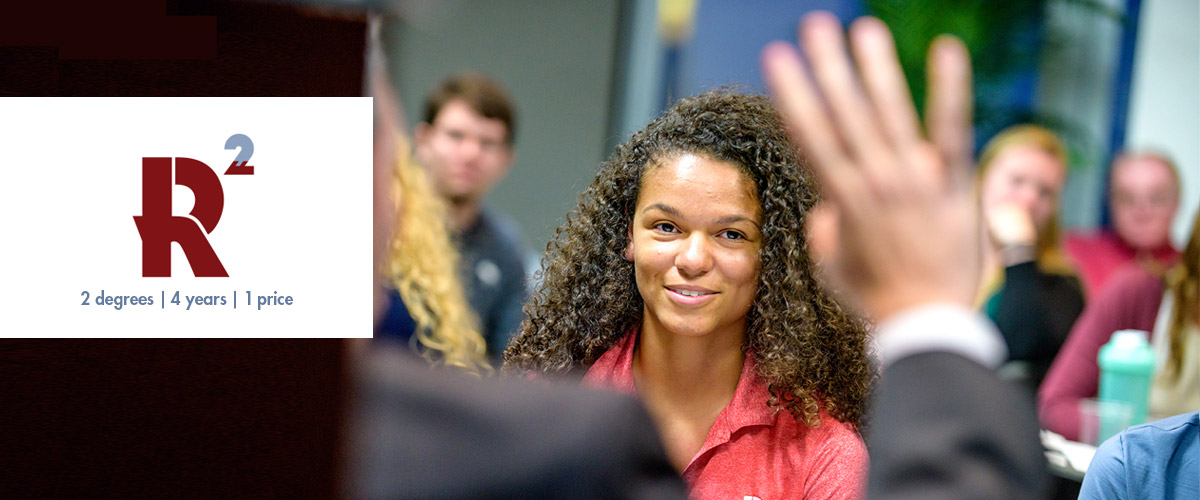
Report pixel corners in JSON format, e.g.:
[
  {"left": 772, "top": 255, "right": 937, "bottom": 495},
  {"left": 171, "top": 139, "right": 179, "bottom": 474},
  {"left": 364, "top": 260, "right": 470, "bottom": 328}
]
[{"left": 1111, "top": 329, "right": 1150, "bottom": 348}]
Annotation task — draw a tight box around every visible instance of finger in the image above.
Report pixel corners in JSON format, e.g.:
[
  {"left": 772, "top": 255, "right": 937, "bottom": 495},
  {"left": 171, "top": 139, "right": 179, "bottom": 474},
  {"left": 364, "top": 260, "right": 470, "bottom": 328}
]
[
  {"left": 806, "top": 203, "right": 840, "bottom": 267},
  {"left": 908, "top": 142, "right": 943, "bottom": 198},
  {"left": 762, "top": 41, "right": 849, "bottom": 173},
  {"left": 800, "top": 12, "right": 891, "bottom": 167},
  {"left": 925, "top": 35, "right": 973, "bottom": 190},
  {"left": 762, "top": 40, "right": 860, "bottom": 206},
  {"left": 963, "top": 195, "right": 987, "bottom": 297},
  {"left": 849, "top": 17, "right": 920, "bottom": 150},
  {"left": 806, "top": 203, "right": 846, "bottom": 289}
]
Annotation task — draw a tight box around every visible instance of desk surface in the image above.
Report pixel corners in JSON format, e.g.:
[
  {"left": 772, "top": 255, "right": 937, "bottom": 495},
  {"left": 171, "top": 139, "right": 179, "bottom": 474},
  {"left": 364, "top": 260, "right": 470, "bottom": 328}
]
[{"left": 1042, "top": 430, "right": 1097, "bottom": 481}]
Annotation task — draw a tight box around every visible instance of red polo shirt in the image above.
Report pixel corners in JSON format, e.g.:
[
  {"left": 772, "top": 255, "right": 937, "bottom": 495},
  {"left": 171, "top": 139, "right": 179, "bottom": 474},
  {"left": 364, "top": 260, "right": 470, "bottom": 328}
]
[{"left": 583, "top": 331, "right": 867, "bottom": 500}]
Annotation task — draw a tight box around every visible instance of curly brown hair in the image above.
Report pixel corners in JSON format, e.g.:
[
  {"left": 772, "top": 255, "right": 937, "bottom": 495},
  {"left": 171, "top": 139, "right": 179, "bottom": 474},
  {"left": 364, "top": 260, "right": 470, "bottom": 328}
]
[{"left": 502, "top": 90, "right": 873, "bottom": 428}]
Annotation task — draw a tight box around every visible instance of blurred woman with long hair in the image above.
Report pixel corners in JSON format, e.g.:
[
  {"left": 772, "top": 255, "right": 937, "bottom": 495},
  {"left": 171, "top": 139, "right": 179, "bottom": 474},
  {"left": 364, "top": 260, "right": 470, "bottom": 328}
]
[
  {"left": 1040, "top": 211, "right": 1199, "bottom": 440},
  {"left": 975, "top": 125, "right": 1085, "bottom": 389},
  {"left": 376, "top": 131, "right": 489, "bottom": 374}
]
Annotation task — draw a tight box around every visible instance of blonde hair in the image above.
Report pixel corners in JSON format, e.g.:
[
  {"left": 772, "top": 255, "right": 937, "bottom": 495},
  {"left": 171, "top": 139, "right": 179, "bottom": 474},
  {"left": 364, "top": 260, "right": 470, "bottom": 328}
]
[
  {"left": 977, "top": 124, "right": 1073, "bottom": 273},
  {"left": 385, "top": 134, "right": 490, "bottom": 374},
  {"left": 1162, "top": 211, "right": 1200, "bottom": 382}
]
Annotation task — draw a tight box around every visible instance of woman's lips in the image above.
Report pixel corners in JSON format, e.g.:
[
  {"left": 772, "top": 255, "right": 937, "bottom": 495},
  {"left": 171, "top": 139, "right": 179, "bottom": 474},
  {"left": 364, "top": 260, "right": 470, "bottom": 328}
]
[{"left": 665, "top": 286, "right": 717, "bottom": 306}]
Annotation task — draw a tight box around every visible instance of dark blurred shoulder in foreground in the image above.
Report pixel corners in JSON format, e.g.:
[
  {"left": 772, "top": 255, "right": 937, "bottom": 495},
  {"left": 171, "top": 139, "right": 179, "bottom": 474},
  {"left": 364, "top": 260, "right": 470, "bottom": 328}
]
[{"left": 346, "top": 346, "right": 687, "bottom": 500}]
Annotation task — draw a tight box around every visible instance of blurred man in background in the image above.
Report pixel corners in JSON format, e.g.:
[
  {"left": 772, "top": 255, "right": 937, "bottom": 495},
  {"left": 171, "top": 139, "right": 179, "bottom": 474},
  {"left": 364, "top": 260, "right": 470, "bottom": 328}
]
[
  {"left": 412, "top": 74, "right": 528, "bottom": 359},
  {"left": 1066, "top": 152, "right": 1181, "bottom": 297}
]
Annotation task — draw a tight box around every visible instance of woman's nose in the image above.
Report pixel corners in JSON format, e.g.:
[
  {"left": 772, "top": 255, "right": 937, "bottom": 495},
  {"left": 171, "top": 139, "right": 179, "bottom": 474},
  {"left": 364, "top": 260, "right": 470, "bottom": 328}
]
[
  {"left": 674, "top": 233, "right": 714, "bottom": 277},
  {"left": 1011, "top": 185, "right": 1041, "bottom": 211}
]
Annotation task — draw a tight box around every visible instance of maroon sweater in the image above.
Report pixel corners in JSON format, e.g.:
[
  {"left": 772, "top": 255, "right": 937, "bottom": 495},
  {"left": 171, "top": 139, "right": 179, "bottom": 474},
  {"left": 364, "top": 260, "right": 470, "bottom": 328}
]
[{"left": 1037, "top": 267, "right": 1164, "bottom": 440}]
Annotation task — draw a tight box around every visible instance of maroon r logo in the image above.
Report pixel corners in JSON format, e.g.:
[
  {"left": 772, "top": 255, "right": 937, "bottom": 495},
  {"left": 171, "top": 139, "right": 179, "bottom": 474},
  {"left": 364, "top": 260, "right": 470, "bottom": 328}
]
[{"left": 133, "top": 157, "right": 228, "bottom": 277}]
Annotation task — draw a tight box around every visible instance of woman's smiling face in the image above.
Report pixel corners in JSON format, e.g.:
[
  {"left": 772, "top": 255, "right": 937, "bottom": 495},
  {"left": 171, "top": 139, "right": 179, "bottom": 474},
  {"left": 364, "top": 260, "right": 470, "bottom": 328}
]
[{"left": 626, "top": 153, "right": 762, "bottom": 342}]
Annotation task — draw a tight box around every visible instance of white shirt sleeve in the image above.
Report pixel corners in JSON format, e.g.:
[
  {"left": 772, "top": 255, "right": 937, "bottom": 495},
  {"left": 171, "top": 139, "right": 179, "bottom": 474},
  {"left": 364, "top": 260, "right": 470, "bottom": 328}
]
[{"left": 873, "top": 303, "right": 1008, "bottom": 369}]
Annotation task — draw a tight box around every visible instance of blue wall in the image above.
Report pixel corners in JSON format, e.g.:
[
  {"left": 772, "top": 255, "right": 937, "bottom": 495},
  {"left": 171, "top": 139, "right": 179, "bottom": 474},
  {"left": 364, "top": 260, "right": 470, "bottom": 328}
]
[{"left": 672, "top": 1, "right": 864, "bottom": 101}]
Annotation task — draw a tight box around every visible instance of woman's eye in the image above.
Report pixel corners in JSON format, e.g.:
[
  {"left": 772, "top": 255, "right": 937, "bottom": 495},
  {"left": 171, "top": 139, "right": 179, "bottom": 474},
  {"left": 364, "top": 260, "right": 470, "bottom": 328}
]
[
  {"left": 719, "top": 230, "right": 746, "bottom": 240},
  {"left": 653, "top": 223, "right": 677, "bottom": 233}
]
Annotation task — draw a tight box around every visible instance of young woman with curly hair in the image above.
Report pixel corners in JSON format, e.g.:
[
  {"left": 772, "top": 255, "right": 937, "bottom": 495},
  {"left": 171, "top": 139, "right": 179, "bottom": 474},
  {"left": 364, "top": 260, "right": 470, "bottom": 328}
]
[{"left": 503, "top": 90, "right": 872, "bottom": 499}]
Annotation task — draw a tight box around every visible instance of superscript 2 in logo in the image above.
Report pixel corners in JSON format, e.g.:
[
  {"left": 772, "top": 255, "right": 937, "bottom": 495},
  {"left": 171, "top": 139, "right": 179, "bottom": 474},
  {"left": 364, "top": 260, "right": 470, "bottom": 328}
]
[{"left": 134, "top": 134, "right": 255, "bottom": 277}]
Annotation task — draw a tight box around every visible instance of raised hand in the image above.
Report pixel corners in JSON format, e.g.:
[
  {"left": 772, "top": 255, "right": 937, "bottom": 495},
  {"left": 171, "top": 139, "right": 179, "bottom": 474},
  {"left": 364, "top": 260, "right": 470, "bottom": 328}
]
[{"left": 762, "top": 12, "right": 981, "bottom": 322}]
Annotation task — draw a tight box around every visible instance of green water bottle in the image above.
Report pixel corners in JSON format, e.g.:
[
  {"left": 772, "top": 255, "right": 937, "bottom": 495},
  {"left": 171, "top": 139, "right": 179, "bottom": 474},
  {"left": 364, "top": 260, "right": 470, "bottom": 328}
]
[{"left": 1097, "top": 329, "right": 1156, "bottom": 441}]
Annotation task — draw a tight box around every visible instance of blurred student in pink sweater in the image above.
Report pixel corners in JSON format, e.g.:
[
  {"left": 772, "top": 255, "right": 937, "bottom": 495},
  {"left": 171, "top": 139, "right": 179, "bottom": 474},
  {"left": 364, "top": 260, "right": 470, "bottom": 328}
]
[{"left": 1040, "top": 211, "right": 1199, "bottom": 440}]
